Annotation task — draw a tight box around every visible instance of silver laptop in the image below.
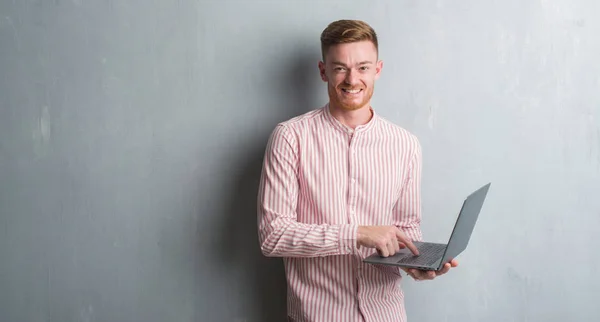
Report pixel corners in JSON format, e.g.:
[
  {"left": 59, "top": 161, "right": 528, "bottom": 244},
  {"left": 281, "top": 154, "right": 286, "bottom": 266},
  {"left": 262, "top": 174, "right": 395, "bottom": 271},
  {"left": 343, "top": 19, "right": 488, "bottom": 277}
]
[{"left": 363, "top": 183, "right": 491, "bottom": 271}]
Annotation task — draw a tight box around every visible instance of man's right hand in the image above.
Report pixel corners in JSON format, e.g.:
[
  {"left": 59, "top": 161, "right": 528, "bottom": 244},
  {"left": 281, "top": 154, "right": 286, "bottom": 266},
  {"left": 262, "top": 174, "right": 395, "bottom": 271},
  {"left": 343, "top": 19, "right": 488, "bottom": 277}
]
[{"left": 357, "top": 226, "right": 420, "bottom": 257}]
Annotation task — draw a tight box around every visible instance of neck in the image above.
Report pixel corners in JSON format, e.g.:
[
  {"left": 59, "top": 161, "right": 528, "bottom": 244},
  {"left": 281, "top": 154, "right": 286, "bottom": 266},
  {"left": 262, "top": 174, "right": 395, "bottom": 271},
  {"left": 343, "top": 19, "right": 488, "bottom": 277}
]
[{"left": 328, "top": 103, "right": 373, "bottom": 129}]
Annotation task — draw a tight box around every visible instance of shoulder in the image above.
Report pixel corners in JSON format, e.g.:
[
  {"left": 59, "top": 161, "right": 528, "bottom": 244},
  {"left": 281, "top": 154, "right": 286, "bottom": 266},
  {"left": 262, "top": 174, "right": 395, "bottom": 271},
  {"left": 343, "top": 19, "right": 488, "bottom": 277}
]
[
  {"left": 278, "top": 108, "right": 323, "bottom": 129},
  {"left": 266, "top": 107, "right": 324, "bottom": 148},
  {"left": 269, "top": 108, "right": 324, "bottom": 138},
  {"left": 376, "top": 114, "right": 421, "bottom": 152}
]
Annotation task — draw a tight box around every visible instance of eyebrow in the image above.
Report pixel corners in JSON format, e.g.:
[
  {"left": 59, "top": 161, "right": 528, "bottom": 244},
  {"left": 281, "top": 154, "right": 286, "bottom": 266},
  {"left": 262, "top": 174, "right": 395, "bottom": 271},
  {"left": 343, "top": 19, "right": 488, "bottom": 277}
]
[{"left": 331, "top": 61, "right": 374, "bottom": 67}]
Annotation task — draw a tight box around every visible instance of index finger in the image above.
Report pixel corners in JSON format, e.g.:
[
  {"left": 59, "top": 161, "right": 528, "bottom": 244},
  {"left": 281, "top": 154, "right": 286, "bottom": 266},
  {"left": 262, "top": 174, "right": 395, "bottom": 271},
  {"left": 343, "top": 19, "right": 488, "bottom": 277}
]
[{"left": 395, "top": 230, "right": 419, "bottom": 255}]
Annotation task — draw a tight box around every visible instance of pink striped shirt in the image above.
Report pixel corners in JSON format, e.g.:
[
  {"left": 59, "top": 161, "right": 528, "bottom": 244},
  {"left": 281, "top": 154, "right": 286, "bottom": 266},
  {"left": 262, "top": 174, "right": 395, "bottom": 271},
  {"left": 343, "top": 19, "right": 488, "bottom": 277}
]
[{"left": 257, "top": 104, "right": 423, "bottom": 322}]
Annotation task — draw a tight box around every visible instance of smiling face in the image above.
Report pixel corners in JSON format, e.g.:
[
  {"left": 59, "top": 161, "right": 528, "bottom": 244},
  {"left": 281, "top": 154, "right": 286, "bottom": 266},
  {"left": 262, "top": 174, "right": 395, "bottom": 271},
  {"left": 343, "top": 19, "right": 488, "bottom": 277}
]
[{"left": 319, "top": 40, "right": 383, "bottom": 112}]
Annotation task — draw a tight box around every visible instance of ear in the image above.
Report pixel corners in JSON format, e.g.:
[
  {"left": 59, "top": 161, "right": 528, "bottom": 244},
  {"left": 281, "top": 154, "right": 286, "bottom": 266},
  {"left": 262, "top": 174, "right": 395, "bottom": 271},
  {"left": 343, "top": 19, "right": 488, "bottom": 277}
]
[
  {"left": 318, "top": 61, "right": 328, "bottom": 82},
  {"left": 374, "top": 59, "right": 383, "bottom": 80}
]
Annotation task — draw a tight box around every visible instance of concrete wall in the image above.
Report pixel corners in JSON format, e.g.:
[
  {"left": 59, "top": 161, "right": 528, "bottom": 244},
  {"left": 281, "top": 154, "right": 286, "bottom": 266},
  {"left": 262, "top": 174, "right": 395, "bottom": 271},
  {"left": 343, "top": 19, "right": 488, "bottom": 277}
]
[{"left": 1, "top": 1, "right": 598, "bottom": 321}]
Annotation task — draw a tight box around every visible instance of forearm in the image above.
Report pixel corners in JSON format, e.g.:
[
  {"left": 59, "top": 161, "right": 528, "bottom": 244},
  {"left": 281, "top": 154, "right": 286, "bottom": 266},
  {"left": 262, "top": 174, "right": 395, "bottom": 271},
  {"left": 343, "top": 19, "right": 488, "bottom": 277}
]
[
  {"left": 398, "top": 224, "right": 423, "bottom": 242},
  {"left": 259, "top": 215, "right": 358, "bottom": 257}
]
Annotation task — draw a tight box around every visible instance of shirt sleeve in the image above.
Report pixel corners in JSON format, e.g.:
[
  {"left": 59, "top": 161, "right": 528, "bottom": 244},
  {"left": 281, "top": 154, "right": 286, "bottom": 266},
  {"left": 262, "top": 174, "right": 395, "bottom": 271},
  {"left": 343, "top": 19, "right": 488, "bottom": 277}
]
[
  {"left": 392, "top": 138, "right": 423, "bottom": 242},
  {"left": 257, "top": 124, "right": 358, "bottom": 257}
]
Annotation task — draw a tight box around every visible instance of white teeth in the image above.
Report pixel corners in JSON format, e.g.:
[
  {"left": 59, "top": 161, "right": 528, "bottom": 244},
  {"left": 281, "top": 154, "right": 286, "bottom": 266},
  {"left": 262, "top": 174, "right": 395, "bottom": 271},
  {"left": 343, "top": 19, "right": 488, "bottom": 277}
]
[{"left": 343, "top": 89, "right": 361, "bottom": 94}]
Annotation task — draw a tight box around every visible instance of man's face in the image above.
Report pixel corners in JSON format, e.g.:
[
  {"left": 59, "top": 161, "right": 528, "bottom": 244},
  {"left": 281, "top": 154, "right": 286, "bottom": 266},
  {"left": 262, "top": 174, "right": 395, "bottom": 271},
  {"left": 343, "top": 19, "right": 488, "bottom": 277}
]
[{"left": 319, "top": 40, "right": 382, "bottom": 111}]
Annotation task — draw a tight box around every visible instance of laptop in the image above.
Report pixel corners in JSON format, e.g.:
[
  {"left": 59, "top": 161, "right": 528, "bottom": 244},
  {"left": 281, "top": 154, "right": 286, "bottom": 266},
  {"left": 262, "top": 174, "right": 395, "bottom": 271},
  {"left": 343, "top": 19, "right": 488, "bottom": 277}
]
[{"left": 363, "top": 183, "right": 491, "bottom": 271}]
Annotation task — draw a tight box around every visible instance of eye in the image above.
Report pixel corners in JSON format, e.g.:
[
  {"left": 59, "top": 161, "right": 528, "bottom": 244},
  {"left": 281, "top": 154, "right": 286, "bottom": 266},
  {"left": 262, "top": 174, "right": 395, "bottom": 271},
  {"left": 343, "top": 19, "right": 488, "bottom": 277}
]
[
  {"left": 334, "top": 67, "right": 346, "bottom": 72},
  {"left": 359, "top": 66, "right": 369, "bottom": 71}
]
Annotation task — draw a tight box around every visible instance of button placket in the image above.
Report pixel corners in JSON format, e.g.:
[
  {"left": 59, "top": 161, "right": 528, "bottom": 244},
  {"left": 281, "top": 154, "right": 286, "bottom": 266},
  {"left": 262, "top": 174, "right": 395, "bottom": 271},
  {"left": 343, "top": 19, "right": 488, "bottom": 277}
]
[{"left": 348, "top": 133, "right": 358, "bottom": 221}]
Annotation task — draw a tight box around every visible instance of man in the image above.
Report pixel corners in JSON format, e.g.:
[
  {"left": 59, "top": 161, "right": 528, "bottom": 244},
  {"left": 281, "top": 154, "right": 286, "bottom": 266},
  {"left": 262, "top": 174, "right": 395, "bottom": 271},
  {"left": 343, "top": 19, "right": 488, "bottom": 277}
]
[{"left": 257, "top": 19, "right": 458, "bottom": 322}]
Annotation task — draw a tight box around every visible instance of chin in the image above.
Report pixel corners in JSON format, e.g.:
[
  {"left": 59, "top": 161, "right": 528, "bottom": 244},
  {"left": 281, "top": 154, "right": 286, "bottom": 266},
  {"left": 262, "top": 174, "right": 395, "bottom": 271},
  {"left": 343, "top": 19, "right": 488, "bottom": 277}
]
[{"left": 338, "top": 97, "right": 368, "bottom": 110}]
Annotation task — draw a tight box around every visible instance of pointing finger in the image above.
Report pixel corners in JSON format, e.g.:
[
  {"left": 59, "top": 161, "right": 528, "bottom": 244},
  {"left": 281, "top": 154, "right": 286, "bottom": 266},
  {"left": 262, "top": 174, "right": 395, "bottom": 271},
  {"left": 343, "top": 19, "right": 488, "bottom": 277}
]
[{"left": 395, "top": 231, "right": 419, "bottom": 255}]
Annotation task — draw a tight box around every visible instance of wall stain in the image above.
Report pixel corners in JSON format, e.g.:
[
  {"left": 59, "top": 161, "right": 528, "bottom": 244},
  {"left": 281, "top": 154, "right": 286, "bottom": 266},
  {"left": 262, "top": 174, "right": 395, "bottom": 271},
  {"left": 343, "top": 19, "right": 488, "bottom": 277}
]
[{"left": 33, "top": 105, "right": 51, "bottom": 158}]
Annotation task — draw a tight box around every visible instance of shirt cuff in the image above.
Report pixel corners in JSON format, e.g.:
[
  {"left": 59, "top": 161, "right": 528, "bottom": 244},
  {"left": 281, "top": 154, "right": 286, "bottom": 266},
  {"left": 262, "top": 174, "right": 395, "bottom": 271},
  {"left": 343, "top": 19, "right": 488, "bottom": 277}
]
[
  {"left": 405, "top": 228, "right": 423, "bottom": 242},
  {"left": 339, "top": 224, "right": 358, "bottom": 254}
]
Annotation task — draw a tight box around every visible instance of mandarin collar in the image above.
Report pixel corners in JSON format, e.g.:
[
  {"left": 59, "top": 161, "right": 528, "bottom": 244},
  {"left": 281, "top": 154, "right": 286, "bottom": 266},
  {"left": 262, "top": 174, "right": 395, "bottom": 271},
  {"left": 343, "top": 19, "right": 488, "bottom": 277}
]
[{"left": 323, "top": 103, "right": 378, "bottom": 135}]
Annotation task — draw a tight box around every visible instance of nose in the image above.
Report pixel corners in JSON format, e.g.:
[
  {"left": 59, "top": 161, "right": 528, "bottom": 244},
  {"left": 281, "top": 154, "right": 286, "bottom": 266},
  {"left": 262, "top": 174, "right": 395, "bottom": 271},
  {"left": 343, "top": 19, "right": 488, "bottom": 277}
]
[{"left": 344, "top": 69, "right": 359, "bottom": 86}]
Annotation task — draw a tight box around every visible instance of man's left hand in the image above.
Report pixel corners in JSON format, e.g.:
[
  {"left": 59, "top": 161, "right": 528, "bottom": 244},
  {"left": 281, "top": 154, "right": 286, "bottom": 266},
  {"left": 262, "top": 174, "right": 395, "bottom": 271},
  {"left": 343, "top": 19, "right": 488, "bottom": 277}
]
[{"left": 402, "top": 259, "right": 459, "bottom": 281}]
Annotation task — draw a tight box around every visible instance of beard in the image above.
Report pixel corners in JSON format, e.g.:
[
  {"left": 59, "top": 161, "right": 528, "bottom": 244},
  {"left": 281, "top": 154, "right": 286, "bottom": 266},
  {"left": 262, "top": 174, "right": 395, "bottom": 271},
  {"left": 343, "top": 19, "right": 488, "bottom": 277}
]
[{"left": 328, "top": 83, "right": 374, "bottom": 111}]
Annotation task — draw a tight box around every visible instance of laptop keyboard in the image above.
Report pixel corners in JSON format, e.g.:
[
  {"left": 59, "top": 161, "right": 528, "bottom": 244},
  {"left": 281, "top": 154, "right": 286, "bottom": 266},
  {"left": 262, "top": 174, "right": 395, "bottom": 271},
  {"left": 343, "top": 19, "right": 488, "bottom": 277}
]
[{"left": 396, "top": 243, "right": 446, "bottom": 266}]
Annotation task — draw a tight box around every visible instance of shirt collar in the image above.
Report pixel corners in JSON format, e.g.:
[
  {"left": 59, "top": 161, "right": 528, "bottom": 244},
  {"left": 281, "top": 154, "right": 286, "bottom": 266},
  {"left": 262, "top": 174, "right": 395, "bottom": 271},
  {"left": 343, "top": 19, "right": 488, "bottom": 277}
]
[{"left": 322, "top": 103, "right": 378, "bottom": 135}]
